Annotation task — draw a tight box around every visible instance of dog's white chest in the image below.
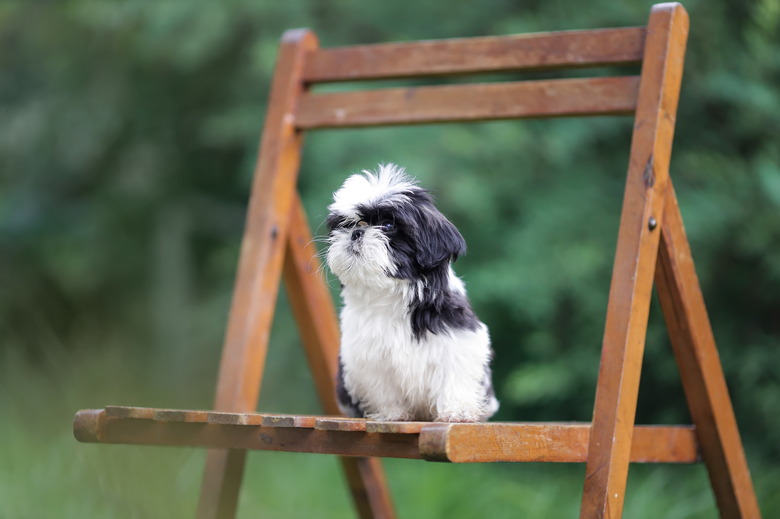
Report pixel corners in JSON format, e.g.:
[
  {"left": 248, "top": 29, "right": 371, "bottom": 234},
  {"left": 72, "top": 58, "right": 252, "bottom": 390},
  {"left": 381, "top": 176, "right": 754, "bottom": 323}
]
[{"left": 338, "top": 284, "right": 492, "bottom": 421}]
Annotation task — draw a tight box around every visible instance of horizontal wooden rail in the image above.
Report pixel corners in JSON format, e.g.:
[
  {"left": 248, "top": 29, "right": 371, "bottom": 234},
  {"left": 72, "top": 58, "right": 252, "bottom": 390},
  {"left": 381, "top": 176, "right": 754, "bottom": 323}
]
[
  {"left": 75, "top": 409, "right": 422, "bottom": 460},
  {"left": 419, "top": 423, "right": 700, "bottom": 463},
  {"left": 74, "top": 407, "right": 700, "bottom": 464},
  {"left": 296, "top": 76, "right": 640, "bottom": 129},
  {"left": 303, "top": 27, "right": 645, "bottom": 83}
]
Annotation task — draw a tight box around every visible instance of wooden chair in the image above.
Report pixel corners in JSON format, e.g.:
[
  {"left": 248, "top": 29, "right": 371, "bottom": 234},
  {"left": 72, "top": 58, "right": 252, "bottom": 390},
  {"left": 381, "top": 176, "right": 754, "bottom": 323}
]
[{"left": 73, "top": 3, "right": 761, "bottom": 518}]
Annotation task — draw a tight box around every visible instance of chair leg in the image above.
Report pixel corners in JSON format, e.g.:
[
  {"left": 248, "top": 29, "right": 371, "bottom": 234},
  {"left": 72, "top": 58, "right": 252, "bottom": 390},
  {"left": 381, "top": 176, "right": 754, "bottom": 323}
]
[
  {"left": 655, "top": 185, "right": 761, "bottom": 518},
  {"left": 196, "top": 29, "right": 319, "bottom": 519},
  {"left": 581, "top": 5, "right": 690, "bottom": 517},
  {"left": 283, "top": 195, "right": 397, "bottom": 519},
  {"left": 339, "top": 458, "right": 397, "bottom": 519},
  {"left": 579, "top": 183, "right": 664, "bottom": 518},
  {"left": 197, "top": 450, "right": 247, "bottom": 519}
]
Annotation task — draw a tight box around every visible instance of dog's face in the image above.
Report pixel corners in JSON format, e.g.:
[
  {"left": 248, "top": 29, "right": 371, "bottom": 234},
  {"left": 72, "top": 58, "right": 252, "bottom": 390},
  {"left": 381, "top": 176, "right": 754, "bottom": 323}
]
[{"left": 326, "top": 164, "right": 466, "bottom": 288}]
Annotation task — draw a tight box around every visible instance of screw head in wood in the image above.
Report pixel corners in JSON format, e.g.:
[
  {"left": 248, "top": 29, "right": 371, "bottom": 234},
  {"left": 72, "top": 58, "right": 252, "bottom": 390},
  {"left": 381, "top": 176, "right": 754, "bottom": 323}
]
[{"left": 648, "top": 216, "right": 658, "bottom": 231}]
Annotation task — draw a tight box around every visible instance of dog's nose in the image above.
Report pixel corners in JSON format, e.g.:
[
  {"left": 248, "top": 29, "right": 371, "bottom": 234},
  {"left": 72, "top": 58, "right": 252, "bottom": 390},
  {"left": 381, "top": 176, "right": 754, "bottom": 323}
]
[{"left": 351, "top": 228, "right": 364, "bottom": 241}]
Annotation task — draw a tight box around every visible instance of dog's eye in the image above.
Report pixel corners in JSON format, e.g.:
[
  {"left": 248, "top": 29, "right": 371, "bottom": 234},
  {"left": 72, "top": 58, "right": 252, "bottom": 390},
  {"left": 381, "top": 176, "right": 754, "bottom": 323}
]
[{"left": 379, "top": 221, "right": 395, "bottom": 232}]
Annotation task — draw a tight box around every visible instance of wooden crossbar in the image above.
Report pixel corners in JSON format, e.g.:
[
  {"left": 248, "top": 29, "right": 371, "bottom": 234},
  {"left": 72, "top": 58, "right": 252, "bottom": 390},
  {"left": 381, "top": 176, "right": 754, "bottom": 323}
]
[
  {"left": 302, "top": 27, "right": 645, "bottom": 83},
  {"left": 296, "top": 76, "right": 640, "bottom": 129},
  {"left": 74, "top": 407, "right": 700, "bottom": 464}
]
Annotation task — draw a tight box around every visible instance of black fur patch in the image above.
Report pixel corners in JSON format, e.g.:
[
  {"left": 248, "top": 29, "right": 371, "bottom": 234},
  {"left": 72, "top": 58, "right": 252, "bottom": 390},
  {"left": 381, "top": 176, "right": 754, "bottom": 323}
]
[
  {"left": 326, "top": 212, "right": 346, "bottom": 232},
  {"left": 336, "top": 357, "right": 364, "bottom": 418},
  {"left": 482, "top": 354, "right": 496, "bottom": 402},
  {"left": 408, "top": 268, "right": 480, "bottom": 340},
  {"left": 369, "top": 189, "right": 477, "bottom": 340},
  {"left": 328, "top": 185, "right": 479, "bottom": 341}
]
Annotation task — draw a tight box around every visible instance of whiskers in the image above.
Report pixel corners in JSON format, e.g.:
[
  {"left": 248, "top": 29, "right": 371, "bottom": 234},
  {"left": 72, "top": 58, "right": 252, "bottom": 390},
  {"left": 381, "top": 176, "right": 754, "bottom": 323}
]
[{"left": 308, "top": 233, "right": 339, "bottom": 289}]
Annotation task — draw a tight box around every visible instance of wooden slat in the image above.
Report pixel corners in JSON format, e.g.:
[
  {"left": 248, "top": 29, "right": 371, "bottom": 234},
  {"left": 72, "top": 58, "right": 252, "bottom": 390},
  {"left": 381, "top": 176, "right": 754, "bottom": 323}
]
[
  {"left": 207, "top": 412, "right": 264, "bottom": 426},
  {"left": 106, "top": 407, "right": 268, "bottom": 425},
  {"left": 419, "top": 423, "right": 700, "bottom": 463},
  {"left": 75, "top": 409, "right": 422, "bottom": 460},
  {"left": 365, "top": 422, "right": 428, "bottom": 434},
  {"left": 303, "top": 27, "right": 645, "bottom": 83},
  {"left": 316, "top": 417, "right": 369, "bottom": 432},
  {"left": 74, "top": 409, "right": 699, "bottom": 464},
  {"left": 156, "top": 409, "right": 211, "bottom": 422},
  {"left": 296, "top": 76, "right": 639, "bottom": 129},
  {"left": 655, "top": 184, "right": 761, "bottom": 517},
  {"left": 105, "top": 406, "right": 155, "bottom": 420},
  {"left": 581, "top": 5, "right": 689, "bottom": 519},
  {"left": 420, "top": 423, "right": 698, "bottom": 463},
  {"left": 73, "top": 409, "right": 105, "bottom": 443},
  {"left": 262, "top": 414, "right": 318, "bottom": 428}
]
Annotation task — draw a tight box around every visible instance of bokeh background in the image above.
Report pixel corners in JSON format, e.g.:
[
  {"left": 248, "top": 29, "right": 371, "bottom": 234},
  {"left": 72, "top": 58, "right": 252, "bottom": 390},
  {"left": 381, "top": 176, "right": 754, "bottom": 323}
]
[{"left": 1, "top": 0, "right": 778, "bottom": 517}]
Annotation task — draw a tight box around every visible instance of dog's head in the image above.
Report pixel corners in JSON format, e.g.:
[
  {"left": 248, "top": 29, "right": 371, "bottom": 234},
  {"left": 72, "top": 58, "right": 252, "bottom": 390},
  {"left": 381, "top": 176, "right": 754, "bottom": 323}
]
[{"left": 325, "top": 164, "right": 466, "bottom": 288}]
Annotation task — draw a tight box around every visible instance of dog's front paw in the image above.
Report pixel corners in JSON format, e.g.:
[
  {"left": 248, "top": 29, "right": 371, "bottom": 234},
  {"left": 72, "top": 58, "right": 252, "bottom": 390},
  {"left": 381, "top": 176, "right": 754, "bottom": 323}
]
[
  {"left": 366, "top": 409, "right": 413, "bottom": 422},
  {"left": 434, "top": 410, "right": 482, "bottom": 423}
]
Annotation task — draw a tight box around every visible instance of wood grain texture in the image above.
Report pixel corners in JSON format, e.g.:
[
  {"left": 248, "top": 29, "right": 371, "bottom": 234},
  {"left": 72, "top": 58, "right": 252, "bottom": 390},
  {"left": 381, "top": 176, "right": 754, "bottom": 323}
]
[
  {"left": 655, "top": 184, "right": 761, "bottom": 518},
  {"left": 282, "top": 196, "right": 342, "bottom": 414},
  {"left": 207, "top": 412, "right": 264, "bottom": 426},
  {"left": 105, "top": 406, "right": 156, "bottom": 420},
  {"left": 261, "top": 414, "right": 318, "bottom": 428},
  {"left": 73, "top": 409, "right": 105, "bottom": 443},
  {"left": 283, "top": 195, "right": 396, "bottom": 519},
  {"left": 420, "top": 423, "right": 699, "bottom": 463},
  {"left": 211, "top": 28, "right": 315, "bottom": 418},
  {"left": 198, "top": 28, "right": 318, "bottom": 519},
  {"left": 296, "top": 76, "right": 639, "bottom": 129},
  {"left": 75, "top": 410, "right": 421, "bottom": 460},
  {"left": 74, "top": 409, "right": 699, "bottom": 465},
  {"left": 110, "top": 408, "right": 262, "bottom": 425},
  {"left": 339, "top": 458, "right": 397, "bottom": 519},
  {"left": 156, "top": 409, "right": 211, "bottom": 422},
  {"left": 316, "top": 418, "right": 369, "bottom": 432},
  {"left": 303, "top": 27, "right": 645, "bottom": 83},
  {"left": 581, "top": 4, "right": 689, "bottom": 519},
  {"left": 365, "top": 422, "right": 429, "bottom": 434}
]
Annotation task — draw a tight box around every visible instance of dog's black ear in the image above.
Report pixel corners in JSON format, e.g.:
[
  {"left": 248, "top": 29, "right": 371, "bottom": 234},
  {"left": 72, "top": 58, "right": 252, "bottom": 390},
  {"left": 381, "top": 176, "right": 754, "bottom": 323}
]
[
  {"left": 414, "top": 210, "right": 467, "bottom": 271},
  {"left": 326, "top": 212, "right": 345, "bottom": 232}
]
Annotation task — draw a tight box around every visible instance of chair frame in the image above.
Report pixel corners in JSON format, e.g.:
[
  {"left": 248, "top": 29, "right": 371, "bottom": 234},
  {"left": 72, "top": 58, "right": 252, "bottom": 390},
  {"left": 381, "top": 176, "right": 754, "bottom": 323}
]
[{"left": 74, "top": 4, "right": 761, "bottom": 518}]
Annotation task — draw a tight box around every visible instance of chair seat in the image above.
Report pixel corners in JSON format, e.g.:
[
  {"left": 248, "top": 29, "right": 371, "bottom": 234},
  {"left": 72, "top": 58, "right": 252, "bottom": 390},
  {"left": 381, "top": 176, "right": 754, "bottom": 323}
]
[{"left": 74, "top": 406, "right": 700, "bottom": 464}]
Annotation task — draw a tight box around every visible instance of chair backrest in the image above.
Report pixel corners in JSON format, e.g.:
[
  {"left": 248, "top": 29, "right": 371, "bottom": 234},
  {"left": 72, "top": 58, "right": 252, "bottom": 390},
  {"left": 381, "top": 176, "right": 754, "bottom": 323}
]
[{"left": 296, "top": 27, "right": 645, "bottom": 128}]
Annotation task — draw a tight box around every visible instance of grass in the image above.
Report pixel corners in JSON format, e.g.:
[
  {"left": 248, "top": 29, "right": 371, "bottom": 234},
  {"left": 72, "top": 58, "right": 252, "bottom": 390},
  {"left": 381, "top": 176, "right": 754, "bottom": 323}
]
[{"left": 2, "top": 344, "right": 778, "bottom": 518}]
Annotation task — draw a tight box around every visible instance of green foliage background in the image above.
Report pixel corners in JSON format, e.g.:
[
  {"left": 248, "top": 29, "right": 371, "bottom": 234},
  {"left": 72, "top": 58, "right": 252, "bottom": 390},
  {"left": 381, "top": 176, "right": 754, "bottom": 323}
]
[{"left": 1, "top": 0, "right": 778, "bottom": 517}]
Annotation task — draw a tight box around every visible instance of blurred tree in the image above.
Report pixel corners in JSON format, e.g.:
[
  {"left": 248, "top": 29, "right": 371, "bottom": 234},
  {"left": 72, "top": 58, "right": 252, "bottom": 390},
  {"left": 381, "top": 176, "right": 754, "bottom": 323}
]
[{"left": 0, "top": 0, "right": 777, "bottom": 465}]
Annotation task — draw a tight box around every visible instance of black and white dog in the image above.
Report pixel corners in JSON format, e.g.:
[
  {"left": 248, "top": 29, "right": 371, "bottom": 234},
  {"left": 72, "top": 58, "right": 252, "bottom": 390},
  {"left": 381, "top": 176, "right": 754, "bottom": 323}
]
[{"left": 326, "top": 164, "right": 498, "bottom": 422}]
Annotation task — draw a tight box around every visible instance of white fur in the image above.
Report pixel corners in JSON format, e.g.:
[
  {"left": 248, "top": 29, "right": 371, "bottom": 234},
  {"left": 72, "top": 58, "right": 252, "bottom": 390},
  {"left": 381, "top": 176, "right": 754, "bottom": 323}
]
[
  {"left": 329, "top": 164, "right": 418, "bottom": 221},
  {"left": 337, "top": 274, "right": 496, "bottom": 422},
  {"left": 327, "top": 164, "right": 499, "bottom": 422}
]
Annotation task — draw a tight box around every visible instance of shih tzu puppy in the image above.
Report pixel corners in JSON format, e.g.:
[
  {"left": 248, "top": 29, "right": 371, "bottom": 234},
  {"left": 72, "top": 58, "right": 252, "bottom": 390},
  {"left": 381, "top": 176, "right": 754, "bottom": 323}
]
[{"left": 325, "top": 164, "right": 498, "bottom": 422}]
